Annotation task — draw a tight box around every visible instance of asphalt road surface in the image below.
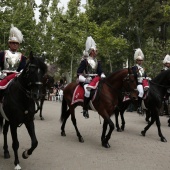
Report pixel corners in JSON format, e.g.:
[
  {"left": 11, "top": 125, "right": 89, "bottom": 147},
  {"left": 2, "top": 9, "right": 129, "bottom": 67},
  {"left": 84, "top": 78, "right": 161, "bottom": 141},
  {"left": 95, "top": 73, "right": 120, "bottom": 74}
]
[{"left": 0, "top": 101, "right": 170, "bottom": 170}]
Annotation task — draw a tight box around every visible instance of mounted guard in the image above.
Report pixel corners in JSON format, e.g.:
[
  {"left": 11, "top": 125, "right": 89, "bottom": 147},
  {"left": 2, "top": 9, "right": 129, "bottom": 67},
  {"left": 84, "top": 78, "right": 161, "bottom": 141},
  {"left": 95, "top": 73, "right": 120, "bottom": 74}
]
[
  {"left": 0, "top": 24, "right": 26, "bottom": 96},
  {"left": 162, "top": 54, "right": 170, "bottom": 71},
  {"left": 77, "top": 36, "right": 106, "bottom": 119},
  {"left": 132, "top": 48, "right": 150, "bottom": 114}
]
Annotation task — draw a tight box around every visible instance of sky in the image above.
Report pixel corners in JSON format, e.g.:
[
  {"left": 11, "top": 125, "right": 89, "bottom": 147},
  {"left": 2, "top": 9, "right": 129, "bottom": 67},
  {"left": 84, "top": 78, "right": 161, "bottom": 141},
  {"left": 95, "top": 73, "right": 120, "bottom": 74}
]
[{"left": 35, "top": 0, "right": 86, "bottom": 21}]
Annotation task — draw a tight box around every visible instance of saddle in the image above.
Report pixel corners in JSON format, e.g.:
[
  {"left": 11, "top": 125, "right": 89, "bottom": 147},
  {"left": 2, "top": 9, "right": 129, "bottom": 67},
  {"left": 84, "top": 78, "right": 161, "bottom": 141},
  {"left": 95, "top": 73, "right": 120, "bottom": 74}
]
[
  {"left": 71, "top": 85, "right": 97, "bottom": 105},
  {"left": 0, "top": 71, "right": 18, "bottom": 90}
]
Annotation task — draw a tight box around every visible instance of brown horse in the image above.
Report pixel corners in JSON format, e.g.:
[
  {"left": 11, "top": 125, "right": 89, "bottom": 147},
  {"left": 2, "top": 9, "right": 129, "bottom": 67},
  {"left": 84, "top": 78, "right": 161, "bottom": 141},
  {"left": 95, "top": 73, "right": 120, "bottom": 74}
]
[{"left": 60, "top": 68, "right": 138, "bottom": 148}]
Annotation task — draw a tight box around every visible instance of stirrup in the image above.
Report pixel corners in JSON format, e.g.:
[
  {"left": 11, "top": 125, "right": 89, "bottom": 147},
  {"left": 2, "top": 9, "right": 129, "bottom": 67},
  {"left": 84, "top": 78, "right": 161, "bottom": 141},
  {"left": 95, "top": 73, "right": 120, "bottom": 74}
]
[{"left": 83, "top": 110, "right": 89, "bottom": 119}]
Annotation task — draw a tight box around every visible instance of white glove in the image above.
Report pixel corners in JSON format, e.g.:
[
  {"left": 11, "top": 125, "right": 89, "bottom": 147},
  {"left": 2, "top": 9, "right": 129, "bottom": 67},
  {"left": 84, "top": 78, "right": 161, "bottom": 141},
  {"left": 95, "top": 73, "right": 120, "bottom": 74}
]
[
  {"left": 0, "top": 72, "right": 6, "bottom": 80},
  {"left": 79, "top": 75, "right": 86, "bottom": 82},
  {"left": 85, "top": 77, "right": 92, "bottom": 83},
  {"left": 101, "top": 73, "right": 106, "bottom": 78}
]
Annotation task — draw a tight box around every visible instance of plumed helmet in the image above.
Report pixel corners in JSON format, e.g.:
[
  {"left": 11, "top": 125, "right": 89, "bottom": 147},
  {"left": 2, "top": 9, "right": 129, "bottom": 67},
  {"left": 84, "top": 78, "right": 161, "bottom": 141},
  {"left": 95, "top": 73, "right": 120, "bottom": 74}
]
[
  {"left": 163, "top": 54, "right": 170, "bottom": 64},
  {"left": 85, "top": 36, "right": 97, "bottom": 54},
  {"left": 134, "top": 48, "right": 144, "bottom": 60},
  {"left": 8, "top": 24, "right": 23, "bottom": 44}
]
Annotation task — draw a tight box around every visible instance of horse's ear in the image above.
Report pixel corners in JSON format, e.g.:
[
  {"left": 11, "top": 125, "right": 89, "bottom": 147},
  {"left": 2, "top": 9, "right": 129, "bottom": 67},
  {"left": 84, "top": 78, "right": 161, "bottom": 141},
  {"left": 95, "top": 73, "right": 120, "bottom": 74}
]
[
  {"left": 128, "top": 67, "right": 131, "bottom": 74},
  {"left": 28, "top": 51, "right": 34, "bottom": 60},
  {"left": 41, "top": 54, "right": 45, "bottom": 63}
]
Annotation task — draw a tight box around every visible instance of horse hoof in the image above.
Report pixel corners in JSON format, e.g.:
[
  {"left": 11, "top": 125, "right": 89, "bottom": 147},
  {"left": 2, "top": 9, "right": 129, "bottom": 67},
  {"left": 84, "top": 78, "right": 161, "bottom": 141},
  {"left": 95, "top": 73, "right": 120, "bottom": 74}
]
[
  {"left": 79, "top": 137, "right": 84, "bottom": 143},
  {"left": 121, "top": 127, "right": 125, "bottom": 131},
  {"left": 40, "top": 117, "right": 44, "bottom": 120},
  {"left": 141, "top": 131, "right": 145, "bottom": 136},
  {"left": 4, "top": 152, "right": 10, "bottom": 159},
  {"left": 102, "top": 142, "right": 110, "bottom": 148},
  {"left": 161, "top": 137, "right": 167, "bottom": 142},
  {"left": 117, "top": 128, "right": 122, "bottom": 132},
  {"left": 22, "top": 150, "right": 29, "bottom": 159},
  {"left": 61, "top": 131, "right": 66, "bottom": 136},
  {"left": 168, "top": 124, "right": 170, "bottom": 127},
  {"left": 14, "top": 164, "right": 21, "bottom": 170}
]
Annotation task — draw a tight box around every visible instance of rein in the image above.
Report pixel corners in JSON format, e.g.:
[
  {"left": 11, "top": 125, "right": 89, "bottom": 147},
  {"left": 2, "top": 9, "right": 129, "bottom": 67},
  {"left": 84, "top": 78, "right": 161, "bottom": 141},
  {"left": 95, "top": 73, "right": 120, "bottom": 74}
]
[{"left": 16, "top": 78, "right": 31, "bottom": 98}]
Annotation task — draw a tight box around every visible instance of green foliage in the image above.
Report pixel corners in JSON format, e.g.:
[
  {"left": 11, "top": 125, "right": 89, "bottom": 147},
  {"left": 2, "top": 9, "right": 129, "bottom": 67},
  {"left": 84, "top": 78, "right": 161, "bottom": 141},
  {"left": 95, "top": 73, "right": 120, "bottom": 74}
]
[{"left": 0, "top": 0, "right": 170, "bottom": 81}]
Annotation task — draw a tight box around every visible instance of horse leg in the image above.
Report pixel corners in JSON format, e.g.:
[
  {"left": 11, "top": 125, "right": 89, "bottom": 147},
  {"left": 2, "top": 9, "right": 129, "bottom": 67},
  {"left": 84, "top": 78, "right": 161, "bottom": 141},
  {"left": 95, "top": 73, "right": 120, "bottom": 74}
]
[
  {"left": 145, "top": 110, "right": 151, "bottom": 124},
  {"left": 102, "top": 118, "right": 115, "bottom": 148},
  {"left": 3, "top": 120, "right": 10, "bottom": 159},
  {"left": 155, "top": 114, "right": 167, "bottom": 142},
  {"left": 39, "top": 99, "right": 45, "bottom": 120},
  {"left": 115, "top": 109, "right": 121, "bottom": 132},
  {"left": 168, "top": 118, "right": 170, "bottom": 127},
  {"left": 101, "top": 119, "right": 108, "bottom": 147},
  {"left": 70, "top": 108, "right": 84, "bottom": 143},
  {"left": 141, "top": 113, "right": 155, "bottom": 137},
  {"left": 10, "top": 124, "right": 21, "bottom": 170},
  {"left": 61, "top": 109, "right": 71, "bottom": 136},
  {"left": 22, "top": 121, "right": 38, "bottom": 159},
  {"left": 120, "top": 110, "right": 125, "bottom": 131}
]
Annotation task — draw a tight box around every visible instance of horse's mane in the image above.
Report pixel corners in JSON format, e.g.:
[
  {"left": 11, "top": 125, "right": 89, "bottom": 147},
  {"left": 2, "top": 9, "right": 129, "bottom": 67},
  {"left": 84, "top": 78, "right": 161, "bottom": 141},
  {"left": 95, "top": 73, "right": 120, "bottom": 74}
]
[
  {"left": 106, "top": 68, "right": 127, "bottom": 80},
  {"left": 147, "top": 70, "right": 170, "bottom": 108},
  {"left": 152, "top": 69, "right": 170, "bottom": 83}
]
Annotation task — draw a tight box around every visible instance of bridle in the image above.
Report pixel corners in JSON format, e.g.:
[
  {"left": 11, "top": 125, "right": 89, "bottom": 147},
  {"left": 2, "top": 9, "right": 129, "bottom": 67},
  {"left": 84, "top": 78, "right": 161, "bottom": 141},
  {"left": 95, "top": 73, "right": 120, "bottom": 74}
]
[
  {"left": 122, "top": 73, "right": 138, "bottom": 96},
  {"left": 17, "top": 63, "right": 43, "bottom": 99}
]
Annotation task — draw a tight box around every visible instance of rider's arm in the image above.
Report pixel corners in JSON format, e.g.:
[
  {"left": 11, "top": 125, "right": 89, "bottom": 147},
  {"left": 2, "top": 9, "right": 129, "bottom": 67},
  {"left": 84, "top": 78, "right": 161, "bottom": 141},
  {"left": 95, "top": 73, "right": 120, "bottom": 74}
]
[
  {"left": 17, "top": 55, "right": 27, "bottom": 72},
  {"left": 0, "top": 51, "right": 5, "bottom": 71}
]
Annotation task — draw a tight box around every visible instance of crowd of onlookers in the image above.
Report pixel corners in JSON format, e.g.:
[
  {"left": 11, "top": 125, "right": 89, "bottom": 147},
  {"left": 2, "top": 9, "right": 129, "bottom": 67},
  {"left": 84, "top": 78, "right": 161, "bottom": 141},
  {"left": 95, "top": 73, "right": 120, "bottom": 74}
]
[{"left": 47, "top": 80, "right": 67, "bottom": 102}]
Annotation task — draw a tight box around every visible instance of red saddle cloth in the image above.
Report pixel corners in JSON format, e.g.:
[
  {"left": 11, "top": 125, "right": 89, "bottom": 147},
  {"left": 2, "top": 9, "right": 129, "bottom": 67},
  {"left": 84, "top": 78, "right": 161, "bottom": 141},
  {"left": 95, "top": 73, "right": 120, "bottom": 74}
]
[
  {"left": 142, "top": 79, "right": 149, "bottom": 91},
  {"left": 86, "top": 76, "right": 100, "bottom": 90},
  {"left": 71, "top": 85, "right": 84, "bottom": 105},
  {"left": 0, "top": 73, "right": 17, "bottom": 90}
]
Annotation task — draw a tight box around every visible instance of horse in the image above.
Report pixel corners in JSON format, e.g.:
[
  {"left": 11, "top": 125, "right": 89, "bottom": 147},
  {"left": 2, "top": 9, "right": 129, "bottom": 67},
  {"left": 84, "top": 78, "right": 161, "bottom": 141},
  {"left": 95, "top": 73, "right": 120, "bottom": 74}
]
[
  {"left": 35, "top": 74, "right": 54, "bottom": 120},
  {"left": 60, "top": 68, "right": 138, "bottom": 148},
  {"left": 0, "top": 51, "right": 47, "bottom": 170},
  {"left": 115, "top": 69, "right": 170, "bottom": 142}
]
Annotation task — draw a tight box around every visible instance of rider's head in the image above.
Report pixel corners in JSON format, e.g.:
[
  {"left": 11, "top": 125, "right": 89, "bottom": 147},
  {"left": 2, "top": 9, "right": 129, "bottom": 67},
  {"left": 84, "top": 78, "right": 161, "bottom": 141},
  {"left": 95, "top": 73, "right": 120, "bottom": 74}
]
[
  {"left": 8, "top": 24, "right": 23, "bottom": 52},
  {"left": 89, "top": 47, "right": 97, "bottom": 58},
  {"left": 134, "top": 48, "right": 144, "bottom": 65},
  {"left": 85, "top": 36, "right": 97, "bottom": 58},
  {"left": 163, "top": 54, "right": 170, "bottom": 68}
]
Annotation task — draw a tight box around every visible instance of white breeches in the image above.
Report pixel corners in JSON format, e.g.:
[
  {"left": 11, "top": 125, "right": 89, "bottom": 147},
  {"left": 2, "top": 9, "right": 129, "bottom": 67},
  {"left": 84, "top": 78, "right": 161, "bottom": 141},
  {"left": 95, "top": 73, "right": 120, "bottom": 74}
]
[
  {"left": 84, "top": 84, "right": 90, "bottom": 97},
  {"left": 137, "top": 84, "right": 144, "bottom": 98}
]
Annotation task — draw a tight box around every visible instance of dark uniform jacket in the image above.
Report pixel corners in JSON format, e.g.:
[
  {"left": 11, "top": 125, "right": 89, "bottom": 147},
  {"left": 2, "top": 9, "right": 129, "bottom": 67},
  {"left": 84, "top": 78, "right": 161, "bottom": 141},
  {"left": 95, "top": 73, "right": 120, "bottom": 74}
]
[{"left": 77, "top": 59, "right": 103, "bottom": 77}]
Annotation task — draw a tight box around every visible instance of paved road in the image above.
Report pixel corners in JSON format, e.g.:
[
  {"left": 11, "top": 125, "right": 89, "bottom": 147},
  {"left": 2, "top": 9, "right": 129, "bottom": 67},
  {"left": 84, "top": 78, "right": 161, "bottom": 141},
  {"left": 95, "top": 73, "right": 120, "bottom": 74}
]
[{"left": 0, "top": 101, "right": 170, "bottom": 170}]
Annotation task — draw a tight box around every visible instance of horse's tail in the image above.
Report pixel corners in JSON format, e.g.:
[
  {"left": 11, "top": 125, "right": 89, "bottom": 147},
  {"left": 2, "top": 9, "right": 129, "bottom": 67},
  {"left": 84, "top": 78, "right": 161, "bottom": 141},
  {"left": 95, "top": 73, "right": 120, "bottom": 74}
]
[{"left": 60, "top": 96, "right": 68, "bottom": 122}]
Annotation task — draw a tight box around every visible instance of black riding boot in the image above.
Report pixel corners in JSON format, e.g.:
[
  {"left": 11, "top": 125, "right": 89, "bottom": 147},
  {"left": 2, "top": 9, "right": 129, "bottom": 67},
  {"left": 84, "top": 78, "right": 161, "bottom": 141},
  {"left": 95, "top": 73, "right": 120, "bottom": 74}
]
[
  {"left": 137, "top": 97, "right": 142, "bottom": 114},
  {"left": 83, "top": 96, "right": 90, "bottom": 119}
]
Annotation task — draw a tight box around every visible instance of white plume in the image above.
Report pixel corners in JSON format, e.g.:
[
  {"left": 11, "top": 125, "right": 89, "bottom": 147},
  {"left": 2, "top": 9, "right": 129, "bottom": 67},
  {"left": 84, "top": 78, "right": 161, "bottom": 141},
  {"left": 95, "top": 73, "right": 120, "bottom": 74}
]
[
  {"left": 163, "top": 54, "right": 170, "bottom": 64},
  {"left": 85, "top": 36, "right": 96, "bottom": 54},
  {"left": 9, "top": 24, "right": 23, "bottom": 43},
  {"left": 134, "top": 48, "right": 144, "bottom": 60}
]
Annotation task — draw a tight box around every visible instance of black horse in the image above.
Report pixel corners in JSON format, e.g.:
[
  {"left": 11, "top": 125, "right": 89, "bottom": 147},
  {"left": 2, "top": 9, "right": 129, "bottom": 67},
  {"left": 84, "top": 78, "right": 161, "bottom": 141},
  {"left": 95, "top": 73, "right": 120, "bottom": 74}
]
[
  {"left": 35, "top": 74, "right": 54, "bottom": 120},
  {"left": 0, "top": 52, "right": 47, "bottom": 170},
  {"left": 115, "top": 69, "right": 170, "bottom": 142}
]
